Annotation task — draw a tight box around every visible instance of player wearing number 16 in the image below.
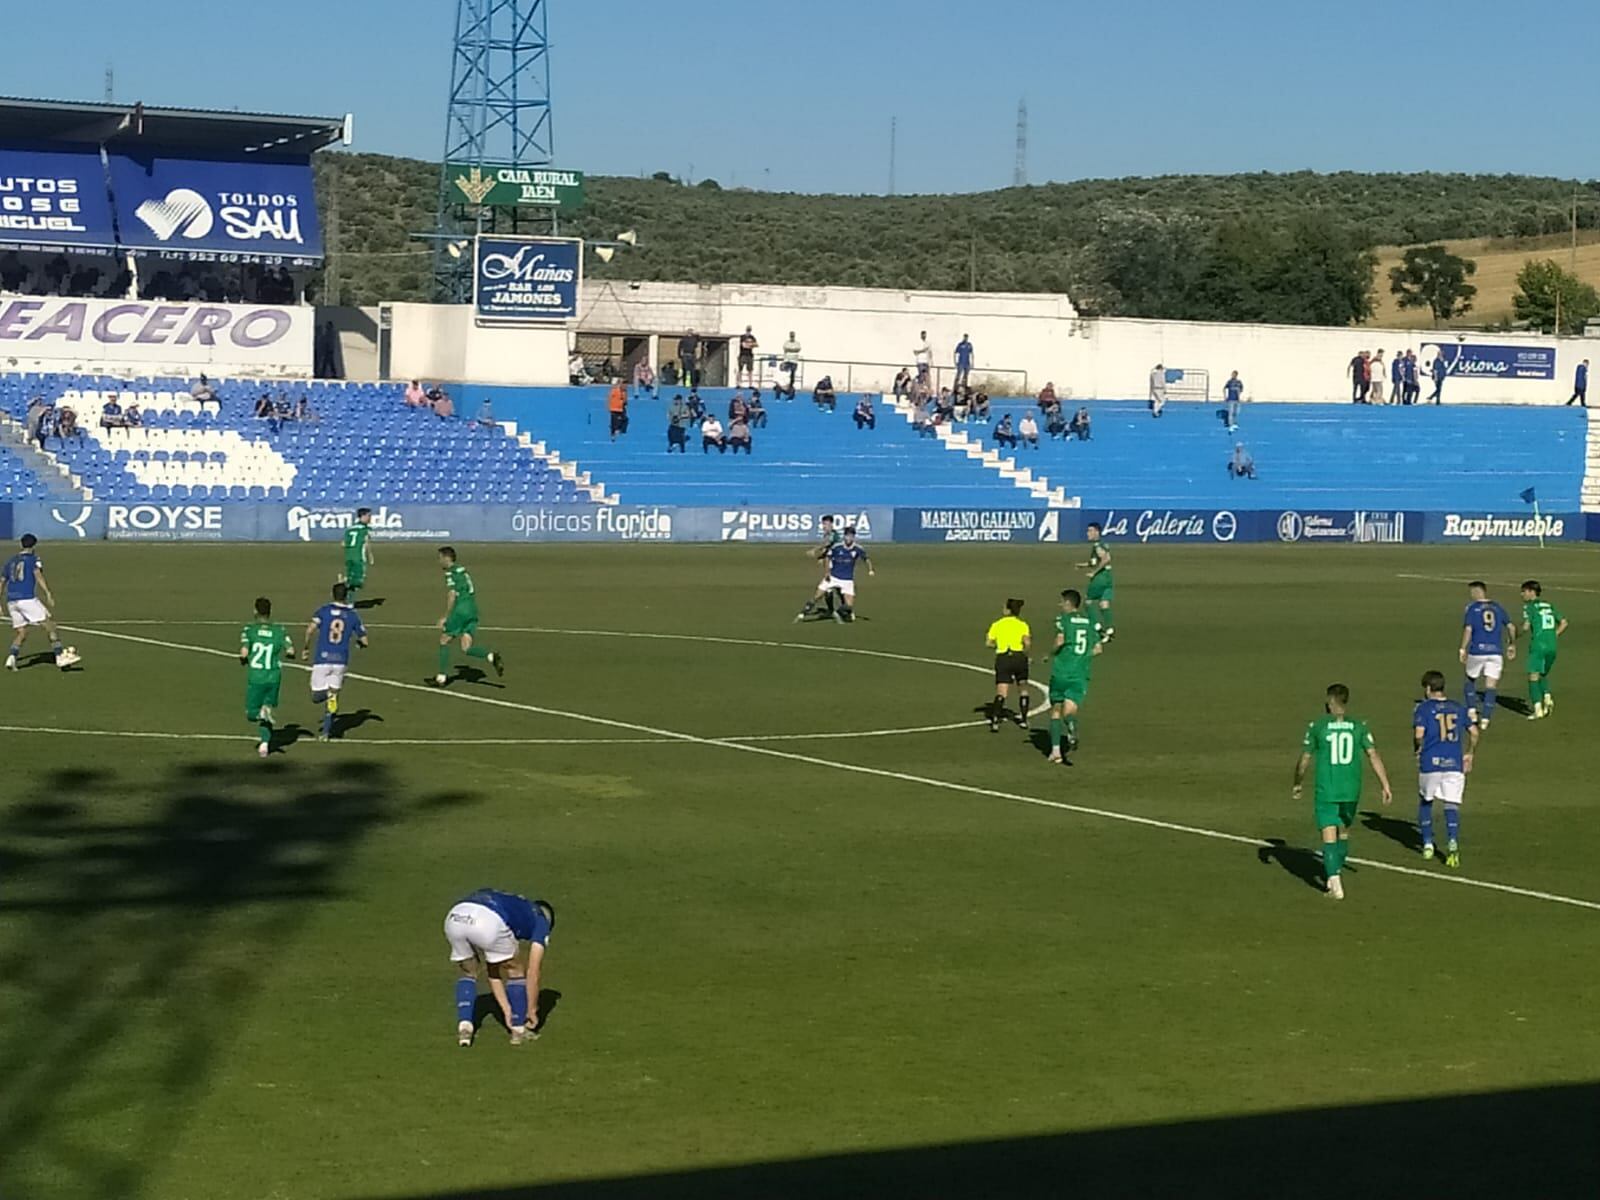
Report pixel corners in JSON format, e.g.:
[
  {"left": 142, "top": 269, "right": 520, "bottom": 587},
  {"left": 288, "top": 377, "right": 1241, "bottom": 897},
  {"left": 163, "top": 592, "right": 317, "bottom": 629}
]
[
  {"left": 1291, "top": 684, "right": 1393, "bottom": 901},
  {"left": 240, "top": 597, "right": 295, "bottom": 759},
  {"left": 304, "top": 583, "right": 368, "bottom": 742}
]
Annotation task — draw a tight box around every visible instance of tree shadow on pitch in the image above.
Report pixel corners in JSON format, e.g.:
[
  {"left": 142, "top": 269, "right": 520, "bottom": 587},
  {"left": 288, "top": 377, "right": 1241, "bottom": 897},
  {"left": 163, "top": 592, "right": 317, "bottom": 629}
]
[
  {"left": 1257, "top": 838, "right": 1325, "bottom": 892},
  {"left": 0, "top": 758, "right": 479, "bottom": 1200},
  {"left": 1361, "top": 810, "right": 1422, "bottom": 854}
]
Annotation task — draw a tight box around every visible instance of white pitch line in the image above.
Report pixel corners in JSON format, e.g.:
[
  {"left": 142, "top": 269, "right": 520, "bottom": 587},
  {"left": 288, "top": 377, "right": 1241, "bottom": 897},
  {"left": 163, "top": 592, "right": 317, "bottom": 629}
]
[
  {"left": 1396, "top": 572, "right": 1600, "bottom": 596},
  {"left": 62, "top": 623, "right": 1600, "bottom": 915},
  {"left": 0, "top": 724, "right": 675, "bottom": 747}
]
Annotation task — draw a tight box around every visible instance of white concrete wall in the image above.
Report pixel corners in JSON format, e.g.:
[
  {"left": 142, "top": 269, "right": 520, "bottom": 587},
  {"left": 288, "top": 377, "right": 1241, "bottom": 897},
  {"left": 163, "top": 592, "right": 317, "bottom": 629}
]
[
  {"left": 383, "top": 303, "right": 567, "bottom": 386},
  {"left": 575, "top": 279, "right": 1598, "bottom": 404}
]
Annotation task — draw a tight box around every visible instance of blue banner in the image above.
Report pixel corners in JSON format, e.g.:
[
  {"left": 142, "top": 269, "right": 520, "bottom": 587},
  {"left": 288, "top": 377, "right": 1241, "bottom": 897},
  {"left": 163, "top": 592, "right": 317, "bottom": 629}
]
[
  {"left": 107, "top": 152, "right": 322, "bottom": 264},
  {"left": 0, "top": 145, "right": 118, "bottom": 252},
  {"left": 474, "top": 236, "right": 582, "bottom": 322},
  {"left": 1424, "top": 512, "right": 1582, "bottom": 542},
  {"left": 1270, "top": 510, "right": 1419, "bottom": 544},
  {"left": 1422, "top": 341, "right": 1556, "bottom": 381}
]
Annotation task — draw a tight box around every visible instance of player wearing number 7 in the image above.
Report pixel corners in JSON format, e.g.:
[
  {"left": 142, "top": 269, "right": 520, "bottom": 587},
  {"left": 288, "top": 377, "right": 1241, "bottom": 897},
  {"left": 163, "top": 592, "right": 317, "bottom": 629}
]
[
  {"left": 1291, "top": 683, "right": 1393, "bottom": 901},
  {"left": 240, "top": 597, "right": 295, "bottom": 759},
  {"left": 304, "top": 583, "right": 368, "bottom": 742}
]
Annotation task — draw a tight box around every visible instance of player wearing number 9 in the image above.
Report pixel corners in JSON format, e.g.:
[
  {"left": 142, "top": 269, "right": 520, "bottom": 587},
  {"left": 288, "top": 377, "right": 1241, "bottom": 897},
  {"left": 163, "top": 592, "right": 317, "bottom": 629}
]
[
  {"left": 1292, "top": 683, "right": 1394, "bottom": 901},
  {"left": 304, "top": 582, "right": 369, "bottom": 742}
]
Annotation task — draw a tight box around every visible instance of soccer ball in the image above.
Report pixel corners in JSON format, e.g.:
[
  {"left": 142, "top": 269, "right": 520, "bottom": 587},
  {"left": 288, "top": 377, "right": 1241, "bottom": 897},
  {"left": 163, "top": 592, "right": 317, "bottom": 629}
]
[{"left": 58, "top": 646, "right": 81, "bottom": 668}]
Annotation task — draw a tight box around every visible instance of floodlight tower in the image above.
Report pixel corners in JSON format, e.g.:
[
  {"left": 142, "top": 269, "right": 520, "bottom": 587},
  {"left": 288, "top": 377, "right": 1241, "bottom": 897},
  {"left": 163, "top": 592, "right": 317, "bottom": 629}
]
[{"left": 432, "top": 0, "right": 556, "bottom": 301}]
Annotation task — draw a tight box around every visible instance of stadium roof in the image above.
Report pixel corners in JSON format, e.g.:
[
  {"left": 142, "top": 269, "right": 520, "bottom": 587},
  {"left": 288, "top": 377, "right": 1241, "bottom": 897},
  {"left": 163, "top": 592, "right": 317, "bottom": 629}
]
[{"left": 0, "top": 96, "right": 348, "bottom": 155}]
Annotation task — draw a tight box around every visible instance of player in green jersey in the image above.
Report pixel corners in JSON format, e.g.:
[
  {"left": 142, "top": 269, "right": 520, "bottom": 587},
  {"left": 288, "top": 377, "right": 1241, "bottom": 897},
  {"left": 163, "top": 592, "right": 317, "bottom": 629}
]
[
  {"left": 240, "top": 596, "right": 296, "bottom": 759},
  {"left": 435, "top": 546, "right": 504, "bottom": 686},
  {"left": 794, "top": 514, "right": 843, "bottom": 621},
  {"left": 1080, "top": 522, "right": 1115, "bottom": 641},
  {"left": 340, "top": 509, "right": 374, "bottom": 604},
  {"left": 1520, "top": 580, "right": 1568, "bottom": 720},
  {"left": 1291, "top": 683, "right": 1393, "bottom": 900},
  {"left": 1046, "top": 588, "right": 1103, "bottom": 764}
]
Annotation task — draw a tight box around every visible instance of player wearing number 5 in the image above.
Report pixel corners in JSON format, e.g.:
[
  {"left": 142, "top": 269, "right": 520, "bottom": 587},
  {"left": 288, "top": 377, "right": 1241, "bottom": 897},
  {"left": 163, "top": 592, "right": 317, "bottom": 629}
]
[
  {"left": 241, "top": 597, "right": 295, "bottom": 759},
  {"left": 305, "top": 583, "right": 368, "bottom": 742},
  {"left": 1046, "top": 589, "right": 1102, "bottom": 764},
  {"left": 1414, "top": 671, "right": 1478, "bottom": 869},
  {"left": 1292, "top": 684, "right": 1393, "bottom": 901}
]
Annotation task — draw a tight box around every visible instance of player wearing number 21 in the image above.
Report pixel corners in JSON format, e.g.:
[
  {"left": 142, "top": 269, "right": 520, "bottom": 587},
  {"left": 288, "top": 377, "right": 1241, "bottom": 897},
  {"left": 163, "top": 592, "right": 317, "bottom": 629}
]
[
  {"left": 1292, "top": 684, "right": 1393, "bottom": 901},
  {"left": 305, "top": 582, "right": 368, "bottom": 742},
  {"left": 240, "top": 597, "right": 296, "bottom": 759}
]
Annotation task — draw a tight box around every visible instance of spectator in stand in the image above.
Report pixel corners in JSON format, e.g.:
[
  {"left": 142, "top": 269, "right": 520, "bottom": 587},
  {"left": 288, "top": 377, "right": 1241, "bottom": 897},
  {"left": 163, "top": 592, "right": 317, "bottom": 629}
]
[
  {"left": 813, "top": 375, "right": 837, "bottom": 412},
  {"left": 293, "top": 394, "right": 318, "bottom": 423},
  {"left": 686, "top": 390, "right": 706, "bottom": 426},
  {"left": 992, "top": 413, "right": 1018, "bottom": 449},
  {"left": 954, "top": 386, "right": 973, "bottom": 422},
  {"left": 1221, "top": 370, "right": 1244, "bottom": 432},
  {"left": 1391, "top": 350, "right": 1406, "bottom": 406},
  {"left": 1228, "top": 442, "right": 1257, "bottom": 479},
  {"left": 1348, "top": 349, "right": 1370, "bottom": 403},
  {"left": 190, "top": 373, "right": 219, "bottom": 410},
  {"left": 1044, "top": 403, "right": 1067, "bottom": 439},
  {"left": 853, "top": 394, "right": 876, "bottom": 430},
  {"left": 1019, "top": 410, "right": 1040, "bottom": 449},
  {"left": 954, "top": 333, "right": 974, "bottom": 390},
  {"left": 1403, "top": 350, "right": 1421, "bottom": 405},
  {"left": 678, "top": 330, "right": 700, "bottom": 389},
  {"left": 660, "top": 360, "right": 680, "bottom": 388},
  {"left": 727, "top": 411, "right": 753, "bottom": 454},
  {"left": 600, "top": 357, "right": 618, "bottom": 384},
  {"left": 747, "top": 390, "right": 768, "bottom": 428},
  {"left": 1369, "top": 350, "right": 1387, "bottom": 404},
  {"left": 632, "top": 357, "right": 657, "bottom": 401},
  {"left": 737, "top": 326, "right": 759, "bottom": 388},
  {"left": 667, "top": 394, "right": 691, "bottom": 452},
  {"left": 1148, "top": 363, "right": 1168, "bottom": 418},
  {"left": 1069, "top": 406, "right": 1092, "bottom": 441},
  {"left": 99, "top": 396, "right": 126, "bottom": 431},
  {"left": 913, "top": 331, "right": 933, "bottom": 389},
  {"left": 0, "top": 251, "right": 25, "bottom": 291},
  {"left": 1570, "top": 359, "right": 1590, "bottom": 407},
  {"left": 608, "top": 381, "right": 629, "bottom": 441},
  {"left": 54, "top": 404, "right": 79, "bottom": 444},
  {"left": 568, "top": 351, "right": 591, "bottom": 386},
  {"left": 431, "top": 386, "right": 455, "bottom": 419},
  {"left": 470, "top": 398, "right": 496, "bottom": 431},
  {"left": 728, "top": 392, "right": 749, "bottom": 422},
  {"left": 892, "top": 367, "right": 913, "bottom": 399},
  {"left": 254, "top": 392, "right": 275, "bottom": 420},
  {"left": 27, "top": 399, "right": 51, "bottom": 450},
  {"left": 970, "top": 390, "right": 991, "bottom": 421},
  {"left": 1428, "top": 352, "right": 1447, "bottom": 404},
  {"left": 405, "top": 379, "right": 429, "bottom": 408},
  {"left": 701, "top": 413, "right": 726, "bottom": 453},
  {"left": 911, "top": 395, "right": 935, "bottom": 438},
  {"left": 125, "top": 400, "right": 142, "bottom": 427},
  {"left": 934, "top": 387, "right": 956, "bottom": 425},
  {"left": 780, "top": 331, "right": 801, "bottom": 399},
  {"left": 1038, "top": 381, "right": 1057, "bottom": 410}
]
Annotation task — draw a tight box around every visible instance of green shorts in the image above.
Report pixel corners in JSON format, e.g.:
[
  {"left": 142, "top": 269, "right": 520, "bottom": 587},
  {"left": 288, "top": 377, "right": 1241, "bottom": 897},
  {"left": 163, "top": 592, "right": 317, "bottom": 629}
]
[
  {"left": 1314, "top": 800, "right": 1357, "bottom": 832},
  {"left": 444, "top": 607, "right": 480, "bottom": 638},
  {"left": 246, "top": 678, "right": 282, "bottom": 721},
  {"left": 1527, "top": 646, "right": 1557, "bottom": 677},
  {"left": 1087, "top": 577, "right": 1113, "bottom": 603},
  {"left": 343, "top": 557, "right": 367, "bottom": 588},
  {"left": 1049, "top": 678, "right": 1087, "bottom": 706}
]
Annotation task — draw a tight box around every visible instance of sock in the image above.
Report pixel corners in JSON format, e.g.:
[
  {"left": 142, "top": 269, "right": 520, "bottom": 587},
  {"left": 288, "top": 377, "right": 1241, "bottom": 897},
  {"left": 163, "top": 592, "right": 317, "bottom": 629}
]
[
  {"left": 258, "top": 721, "right": 273, "bottom": 747},
  {"left": 6, "top": 641, "right": 19, "bottom": 659},
  {"left": 1019, "top": 694, "right": 1031, "bottom": 722},
  {"left": 991, "top": 694, "right": 1004, "bottom": 723},
  {"left": 455, "top": 977, "right": 476, "bottom": 1023},
  {"left": 464, "top": 644, "right": 490, "bottom": 659},
  {"left": 1100, "top": 603, "right": 1114, "bottom": 630},
  {"left": 1444, "top": 805, "right": 1460, "bottom": 844},
  {"left": 1049, "top": 717, "right": 1062, "bottom": 750},
  {"left": 838, "top": 604, "right": 852, "bottom": 620},
  {"left": 507, "top": 978, "right": 529, "bottom": 1028},
  {"left": 1418, "top": 799, "right": 1434, "bottom": 846},
  {"left": 1464, "top": 676, "right": 1478, "bottom": 708},
  {"left": 1065, "top": 716, "right": 1078, "bottom": 742},
  {"left": 50, "top": 639, "right": 62, "bottom": 656},
  {"left": 322, "top": 699, "right": 336, "bottom": 738},
  {"left": 437, "top": 644, "right": 451, "bottom": 674},
  {"left": 1482, "top": 687, "right": 1497, "bottom": 721},
  {"left": 1323, "top": 840, "right": 1343, "bottom": 877}
]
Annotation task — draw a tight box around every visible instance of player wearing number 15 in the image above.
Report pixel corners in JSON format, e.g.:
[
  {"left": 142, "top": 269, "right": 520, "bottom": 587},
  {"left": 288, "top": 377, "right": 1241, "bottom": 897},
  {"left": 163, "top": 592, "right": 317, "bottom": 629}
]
[
  {"left": 1414, "top": 671, "right": 1478, "bottom": 869},
  {"left": 1291, "top": 684, "right": 1393, "bottom": 901},
  {"left": 1520, "top": 580, "right": 1568, "bottom": 720},
  {"left": 304, "top": 582, "right": 368, "bottom": 742},
  {"left": 240, "top": 597, "right": 295, "bottom": 759}
]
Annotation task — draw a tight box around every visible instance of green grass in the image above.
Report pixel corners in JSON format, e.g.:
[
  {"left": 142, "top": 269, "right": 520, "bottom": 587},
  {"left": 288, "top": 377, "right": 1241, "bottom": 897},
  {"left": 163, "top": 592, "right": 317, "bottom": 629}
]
[{"left": 2, "top": 542, "right": 1597, "bottom": 1200}]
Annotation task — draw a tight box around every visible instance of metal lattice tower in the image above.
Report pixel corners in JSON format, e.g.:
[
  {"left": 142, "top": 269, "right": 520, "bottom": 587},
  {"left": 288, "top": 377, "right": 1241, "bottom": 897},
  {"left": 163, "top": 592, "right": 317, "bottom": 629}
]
[
  {"left": 1013, "top": 98, "right": 1027, "bottom": 188},
  {"left": 433, "top": 0, "right": 555, "bottom": 300}
]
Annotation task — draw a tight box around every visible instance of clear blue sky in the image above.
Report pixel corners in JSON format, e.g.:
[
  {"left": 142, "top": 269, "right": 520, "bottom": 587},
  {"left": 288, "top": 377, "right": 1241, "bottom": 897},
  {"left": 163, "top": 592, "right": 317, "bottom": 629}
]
[{"left": 7, "top": 0, "right": 1596, "bottom": 194}]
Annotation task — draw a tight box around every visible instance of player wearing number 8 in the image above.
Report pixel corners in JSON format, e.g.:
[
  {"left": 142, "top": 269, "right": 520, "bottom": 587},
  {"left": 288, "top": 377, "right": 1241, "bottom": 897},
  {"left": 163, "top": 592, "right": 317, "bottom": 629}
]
[
  {"left": 305, "top": 583, "right": 369, "bottom": 742},
  {"left": 240, "top": 597, "right": 296, "bottom": 759},
  {"left": 1292, "top": 684, "right": 1393, "bottom": 900}
]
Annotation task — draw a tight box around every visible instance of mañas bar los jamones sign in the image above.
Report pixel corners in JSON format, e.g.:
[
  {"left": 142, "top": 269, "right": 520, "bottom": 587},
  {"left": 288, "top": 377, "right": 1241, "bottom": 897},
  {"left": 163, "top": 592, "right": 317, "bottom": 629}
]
[{"left": 446, "top": 164, "right": 584, "bottom": 209}]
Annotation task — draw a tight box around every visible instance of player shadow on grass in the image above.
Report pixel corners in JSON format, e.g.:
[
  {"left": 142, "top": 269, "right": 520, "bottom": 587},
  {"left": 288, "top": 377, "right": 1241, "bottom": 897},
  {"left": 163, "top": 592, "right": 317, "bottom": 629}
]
[
  {"left": 1493, "top": 694, "right": 1533, "bottom": 717},
  {"left": 1257, "top": 838, "right": 1327, "bottom": 892},
  {"left": 0, "top": 757, "right": 481, "bottom": 1200},
  {"left": 469, "top": 988, "right": 562, "bottom": 1039},
  {"left": 353, "top": 597, "right": 385, "bottom": 610},
  {"left": 436, "top": 665, "right": 505, "bottom": 690},
  {"left": 268, "top": 722, "right": 313, "bottom": 751},
  {"left": 1360, "top": 810, "right": 1423, "bottom": 854},
  {"left": 13, "top": 651, "right": 59, "bottom": 670}
]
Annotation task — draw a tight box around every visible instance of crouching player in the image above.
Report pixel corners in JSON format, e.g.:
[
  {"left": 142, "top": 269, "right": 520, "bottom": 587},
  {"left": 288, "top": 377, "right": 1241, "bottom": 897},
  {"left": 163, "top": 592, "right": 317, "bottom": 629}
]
[
  {"left": 444, "top": 888, "right": 555, "bottom": 1047},
  {"left": 304, "top": 583, "right": 368, "bottom": 741},
  {"left": 1414, "top": 670, "right": 1478, "bottom": 869}
]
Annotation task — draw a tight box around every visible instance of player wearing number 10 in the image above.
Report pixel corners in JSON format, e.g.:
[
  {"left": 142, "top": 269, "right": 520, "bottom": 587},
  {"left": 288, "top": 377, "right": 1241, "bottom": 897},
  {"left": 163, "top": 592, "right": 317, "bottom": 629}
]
[
  {"left": 1292, "top": 684, "right": 1393, "bottom": 901},
  {"left": 240, "top": 597, "right": 295, "bottom": 759},
  {"left": 304, "top": 583, "right": 368, "bottom": 742}
]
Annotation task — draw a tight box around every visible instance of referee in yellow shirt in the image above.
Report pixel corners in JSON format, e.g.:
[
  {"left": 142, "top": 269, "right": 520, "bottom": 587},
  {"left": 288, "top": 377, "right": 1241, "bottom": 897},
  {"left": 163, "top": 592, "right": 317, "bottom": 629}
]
[{"left": 985, "top": 598, "right": 1032, "bottom": 732}]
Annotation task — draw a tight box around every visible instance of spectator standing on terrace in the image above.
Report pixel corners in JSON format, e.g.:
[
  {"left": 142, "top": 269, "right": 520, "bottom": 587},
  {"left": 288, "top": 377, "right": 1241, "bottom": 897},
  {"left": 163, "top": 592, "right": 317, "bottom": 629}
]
[
  {"left": 666, "top": 395, "right": 691, "bottom": 452},
  {"left": 737, "top": 326, "right": 759, "bottom": 388},
  {"left": 1391, "top": 351, "right": 1406, "bottom": 406},
  {"left": 1228, "top": 442, "right": 1257, "bottom": 479},
  {"left": 678, "top": 330, "right": 700, "bottom": 389},
  {"left": 780, "top": 331, "right": 801, "bottom": 399},
  {"left": 1400, "top": 350, "right": 1419, "bottom": 405},
  {"left": 1428, "top": 353, "right": 1447, "bottom": 404},
  {"left": 27, "top": 399, "right": 51, "bottom": 450},
  {"left": 1568, "top": 359, "right": 1589, "bottom": 407},
  {"left": 608, "top": 382, "right": 629, "bottom": 441},
  {"left": 1222, "top": 370, "right": 1244, "bottom": 432},
  {"left": 727, "top": 411, "right": 753, "bottom": 454},
  {"left": 913, "top": 331, "right": 933, "bottom": 389},
  {"left": 190, "top": 373, "right": 219, "bottom": 411},
  {"left": 701, "top": 413, "right": 726, "bottom": 453},
  {"left": 1148, "top": 363, "right": 1168, "bottom": 418},
  {"left": 1019, "top": 410, "right": 1040, "bottom": 449},
  {"left": 1348, "top": 350, "right": 1370, "bottom": 403},
  {"left": 1069, "top": 406, "right": 1092, "bottom": 441},
  {"left": 993, "top": 413, "right": 1018, "bottom": 449},
  {"left": 747, "top": 391, "right": 768, "bottom": 428},
  {"left": 954, "top": 334, "right": 974, "bottom": 390},
  {"left": 853, "top": 395, "right": 876, "bottom": 430},
  {"left": 632, "top": 357, "right": 657, "bottom": 401},
  {"left": 405, "top": 380, "right": 429, "bottom": 408},
  {"left": 814, "top": 376, "right": 837, "bottom": 412},
  {"left": 1368, "top": 351, "right": 1387, "bottom": 405}
]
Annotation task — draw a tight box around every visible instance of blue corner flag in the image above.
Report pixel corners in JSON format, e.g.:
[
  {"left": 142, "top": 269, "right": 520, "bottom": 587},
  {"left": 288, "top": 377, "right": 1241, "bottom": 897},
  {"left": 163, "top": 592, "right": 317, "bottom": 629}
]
[{"left": 1520, "top": 487, "right": 1538, "bottom": 504}]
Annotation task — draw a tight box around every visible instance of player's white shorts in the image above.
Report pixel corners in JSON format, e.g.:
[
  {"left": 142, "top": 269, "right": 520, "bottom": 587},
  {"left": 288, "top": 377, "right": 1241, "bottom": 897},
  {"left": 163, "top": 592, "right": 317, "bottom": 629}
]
[
  {"left": 7, "top": 598, "right": 49, "bottom": 629},
  {"left": 310, "top": 664, "right": 348, "bottom": 693},
  {"left": 443, "top": 902, "right": 517, "bottom": 964},
  {"left": 820, "top": 576, "right": 856, "bottom": 599},
  {"left": 1464, "top": 654, "right": 1503, "bottom": 682},
  {"left": 1419, "top": 771, "right": 1466, "bottom": 805}
]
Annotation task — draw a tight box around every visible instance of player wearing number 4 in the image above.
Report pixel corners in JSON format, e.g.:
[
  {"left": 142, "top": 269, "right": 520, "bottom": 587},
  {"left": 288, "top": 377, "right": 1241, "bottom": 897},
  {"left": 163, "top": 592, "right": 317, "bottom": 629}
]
[
  {"left": 1292, "top": 683, "right": 1393, "bottom": 901},
  {"left": 1414, "top": 671, "right": 1478, "bottom": 869},
  {"left": 1520, "top": 580, "right": 1567, "bottom": 720},
  {"left": 240, "top": 597, "right": 295, "bottom": 758},
  {"left": 304, "top": 583, "right": 368, "bottom": 741},
  {"left": 1459, "top": 580, "right": 1514, "bottom": 730},
  {"left": 3, "top": 534, "right": 79, "bottom": 671}
]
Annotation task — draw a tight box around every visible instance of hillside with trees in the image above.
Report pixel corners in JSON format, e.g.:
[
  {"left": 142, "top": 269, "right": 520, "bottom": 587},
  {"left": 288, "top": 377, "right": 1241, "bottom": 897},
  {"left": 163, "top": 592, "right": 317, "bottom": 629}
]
[{"left": 314, "top": 153, "right": 1600, "bottom": 327}]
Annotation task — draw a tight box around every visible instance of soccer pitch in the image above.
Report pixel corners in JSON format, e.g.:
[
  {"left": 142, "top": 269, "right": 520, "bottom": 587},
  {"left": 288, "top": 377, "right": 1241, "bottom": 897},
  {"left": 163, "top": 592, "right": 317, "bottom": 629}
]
[{"left": 2, "top": 541, "right": 1596, "bottom": 1199}]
